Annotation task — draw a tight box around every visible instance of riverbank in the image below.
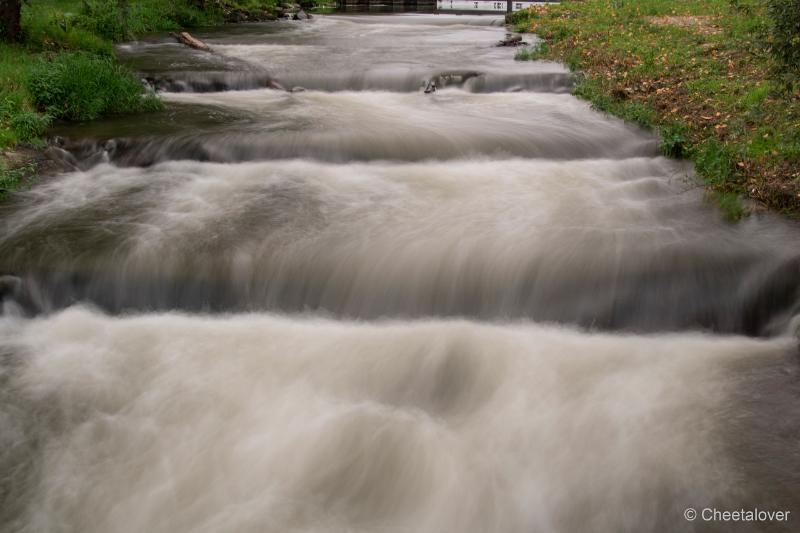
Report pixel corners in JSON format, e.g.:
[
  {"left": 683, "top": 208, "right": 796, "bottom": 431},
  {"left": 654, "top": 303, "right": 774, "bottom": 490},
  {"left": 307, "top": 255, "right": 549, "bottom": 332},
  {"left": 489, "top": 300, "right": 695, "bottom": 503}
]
[
  {"left": 0, "top": 0, "right": 316, "bottom": 195},
  {"left": 511, "top": 0, "right": 800, "bottom": 219}
]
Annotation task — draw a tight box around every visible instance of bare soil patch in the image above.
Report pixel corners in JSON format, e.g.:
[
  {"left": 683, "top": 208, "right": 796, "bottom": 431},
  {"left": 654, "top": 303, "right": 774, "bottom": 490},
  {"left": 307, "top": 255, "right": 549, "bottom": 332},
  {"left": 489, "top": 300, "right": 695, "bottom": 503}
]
[{"left": 647, "top": 16, "right": 722, "bottom": 35}]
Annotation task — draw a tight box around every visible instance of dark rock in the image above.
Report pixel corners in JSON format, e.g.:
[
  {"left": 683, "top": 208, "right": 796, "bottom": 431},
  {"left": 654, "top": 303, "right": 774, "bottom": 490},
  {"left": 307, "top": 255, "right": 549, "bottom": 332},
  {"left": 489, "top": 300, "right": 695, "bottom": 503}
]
[
  {"left": 225, "top": 8, "right": 277, "bottom": 23},
  {"left": 0, "top": 275, "right": 42, "bottom": 316},
  {"left": 44, "top": 146, "right": 79, "bottom": 171},
  {"left": 226, "top": 10, "right": 248, "bottom": 23},
  {"left": 497, "top": 34, "right": 526, "bottom": 47},
  {"left": 141, "top": 76, "right": 157, "bottom": 91},
  {"left": 294, "top": 9, "right": 311, "bottom": 20},
  {"left": 0, "top": 276, "right": 21, "bottom": 300}
]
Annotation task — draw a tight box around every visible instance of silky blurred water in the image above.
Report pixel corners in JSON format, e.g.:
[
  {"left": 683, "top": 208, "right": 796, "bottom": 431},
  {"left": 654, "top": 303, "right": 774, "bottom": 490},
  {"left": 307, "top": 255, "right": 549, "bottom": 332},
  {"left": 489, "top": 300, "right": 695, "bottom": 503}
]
[{"left": 1, "top": 13, "right": 799, "bottom": 533}]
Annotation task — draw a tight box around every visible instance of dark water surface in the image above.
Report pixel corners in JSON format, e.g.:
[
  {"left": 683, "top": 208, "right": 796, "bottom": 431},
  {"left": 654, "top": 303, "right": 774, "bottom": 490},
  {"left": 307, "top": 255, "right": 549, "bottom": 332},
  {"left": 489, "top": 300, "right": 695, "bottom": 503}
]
[{"left": 1, "top": 14, "right": 799, "bottom": 533}]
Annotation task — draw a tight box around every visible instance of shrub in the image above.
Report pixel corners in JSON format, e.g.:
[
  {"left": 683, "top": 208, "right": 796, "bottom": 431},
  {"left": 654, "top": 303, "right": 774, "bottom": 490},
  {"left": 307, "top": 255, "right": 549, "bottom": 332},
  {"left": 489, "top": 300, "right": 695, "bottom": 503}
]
[
  {"left": 514, "top": 47, "right": 538, "bottom": 61},
  {"left": 75, "top": 0, "right": 128, "bottom": 42},
  {"left": 712, "top": 191, "right": 745, "bottom": 221},
  {"left": 170, "top": 1, "right": 224, "bottom": 28},
  {"left": 767, "top": 0, "right": 800, "bottom": 81},
  {"left": 27, "top": 52, "right": 162, "bottom": 121},
  {"left": 659, "top": 123, "right": 688, "bottom": 158},
  {"left": 77, "top": 0, "right": 227, "bottom": 39},
  {"left": 10, "top": 111, "right": 50, "bottom": 141},
  {"left": 22, "top": 10, "right": 112, "bottom": 54},
  {"left": 125, "top": 2, "right": 182, "bottom": 34},
  {"left": 0, "top": 89, "right": 24, "bottom": 117},
  {"left": 0, "top": 90, "right": 48, "bottom": 144},
  {"left": 0, "top": 161, "right": 33, "bottom": 199}
]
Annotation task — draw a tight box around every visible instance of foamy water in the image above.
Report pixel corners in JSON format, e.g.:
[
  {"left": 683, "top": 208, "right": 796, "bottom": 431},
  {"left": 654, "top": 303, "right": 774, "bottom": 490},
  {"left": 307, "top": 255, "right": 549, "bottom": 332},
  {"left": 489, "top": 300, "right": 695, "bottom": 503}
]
[{"left": 2, "top": 309, "right": 796, "bottom": 533}]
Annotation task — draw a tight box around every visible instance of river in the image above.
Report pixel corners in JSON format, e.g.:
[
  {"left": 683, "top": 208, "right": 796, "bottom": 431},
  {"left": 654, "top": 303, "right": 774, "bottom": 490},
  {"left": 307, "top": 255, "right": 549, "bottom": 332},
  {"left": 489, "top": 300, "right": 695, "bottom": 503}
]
[{"left": 1, "top": 13, "right": 799, "bottom": 533}]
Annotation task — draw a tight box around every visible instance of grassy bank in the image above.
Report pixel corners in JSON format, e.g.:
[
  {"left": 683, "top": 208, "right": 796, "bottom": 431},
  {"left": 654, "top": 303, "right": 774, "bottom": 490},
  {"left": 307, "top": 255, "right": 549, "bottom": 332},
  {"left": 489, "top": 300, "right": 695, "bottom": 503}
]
[
  {"left": 511, "top": 0, "right": 800, "bottom": 219},
  {"left": 1, "top": 0, "right": 284, "bottom": 193}
]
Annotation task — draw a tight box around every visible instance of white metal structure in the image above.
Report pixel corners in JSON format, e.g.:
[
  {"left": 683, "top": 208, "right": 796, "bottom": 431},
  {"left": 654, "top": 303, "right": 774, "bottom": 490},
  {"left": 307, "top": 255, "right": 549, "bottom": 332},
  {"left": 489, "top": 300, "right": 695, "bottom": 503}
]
[{"left": 436, "top": 0, "right": 556, "bottom": 12}]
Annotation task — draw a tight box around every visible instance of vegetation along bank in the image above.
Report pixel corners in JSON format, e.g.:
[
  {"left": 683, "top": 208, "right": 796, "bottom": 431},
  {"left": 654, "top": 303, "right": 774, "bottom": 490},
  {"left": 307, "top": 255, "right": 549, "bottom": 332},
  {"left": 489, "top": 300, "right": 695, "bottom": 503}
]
[
  {"left": 511, "top": 0, "right": 800, "bottom": 219},
  {"left": 0, "top": 0, "right": 320, "bottom": 198}
]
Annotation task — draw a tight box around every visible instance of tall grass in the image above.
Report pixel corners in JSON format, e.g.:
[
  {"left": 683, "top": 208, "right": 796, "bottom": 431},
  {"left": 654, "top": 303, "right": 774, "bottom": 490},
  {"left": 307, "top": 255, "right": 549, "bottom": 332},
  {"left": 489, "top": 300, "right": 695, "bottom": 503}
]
[
  {"left": 76, "top": 0, "right": 226, "bottom": 42},
  {"left": 20, "top": 1, "right": 111, "bottom": 53},
  {"left": 0, "top": 44, "right": 49, "bottom": 145},
  {"left": 1, "top": 0, "right": 224, "bottom": 149},
  {"left": 1, "top": 0, "right": 279, "bottom": 156},
  {"left": 27, "top": 53, "right": 162, "bottom": 121}
]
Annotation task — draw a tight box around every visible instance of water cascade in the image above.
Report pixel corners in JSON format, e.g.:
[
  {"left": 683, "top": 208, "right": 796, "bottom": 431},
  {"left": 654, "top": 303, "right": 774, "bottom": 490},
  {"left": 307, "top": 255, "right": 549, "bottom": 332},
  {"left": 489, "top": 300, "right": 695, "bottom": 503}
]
[{"left": 1, "top": 14, "right": 799, "bottom": 533}]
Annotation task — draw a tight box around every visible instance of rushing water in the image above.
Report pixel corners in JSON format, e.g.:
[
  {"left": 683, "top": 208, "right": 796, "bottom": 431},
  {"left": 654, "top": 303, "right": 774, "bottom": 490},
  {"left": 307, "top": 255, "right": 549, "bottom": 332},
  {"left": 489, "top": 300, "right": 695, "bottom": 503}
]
[{"left": 1, "top": 14, "right": 799, "bottom": 533}]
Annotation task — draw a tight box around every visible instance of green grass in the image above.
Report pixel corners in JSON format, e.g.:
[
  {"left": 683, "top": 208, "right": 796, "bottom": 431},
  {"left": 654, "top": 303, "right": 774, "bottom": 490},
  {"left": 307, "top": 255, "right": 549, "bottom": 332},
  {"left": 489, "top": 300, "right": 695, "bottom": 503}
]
[
  {"left": 0, "top": 44, "right": 48, "bottom": 145},
  {"left": 22, "top": 0, "right": 113, "bottom": 54},
  {"left": 0, "top": 0, "right": 185, "bottom": 152},
  {"left": 0, "top": 160, "right": 34, "bottom": 200},
  {"left": 0, "top": 0, "right": 280, "bottom": 197},
  {"left": 0, "top": 0, "right": 280, "bottom": 173},
  {"left": 20, "top": 0, "right": 233, "bottom": 47},
  {"left": 514, "top": 46, "right": 540, "bottom": 61},
  {"left": 511, "top": 0, "right": 800, "bottom": 218},
  {"left": 2, "top": 0, "right": 281, "bottom": 141},
  {"left": 76, "top": 0, "right": 228, "bottom": 41},
  {"left": 27, "top": 52, "right": 162, "bottom": 121},
  {"left": 0, "top": 43, "right": 158, "bottom": 147}
]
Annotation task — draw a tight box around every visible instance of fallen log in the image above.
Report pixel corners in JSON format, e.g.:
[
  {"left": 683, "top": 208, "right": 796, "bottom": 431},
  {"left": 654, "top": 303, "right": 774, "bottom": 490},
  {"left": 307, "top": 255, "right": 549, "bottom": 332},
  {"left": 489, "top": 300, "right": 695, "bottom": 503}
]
[{"left": 170, "top": 31, "right": 212, "bottom": 52}]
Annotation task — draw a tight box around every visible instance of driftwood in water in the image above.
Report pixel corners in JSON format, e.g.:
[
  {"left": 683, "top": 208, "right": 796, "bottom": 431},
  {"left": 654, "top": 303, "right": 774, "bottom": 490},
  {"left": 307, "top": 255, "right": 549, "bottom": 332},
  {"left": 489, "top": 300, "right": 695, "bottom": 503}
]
[{"left": 170, "top": 31, "right": 212, "bottom": 52}]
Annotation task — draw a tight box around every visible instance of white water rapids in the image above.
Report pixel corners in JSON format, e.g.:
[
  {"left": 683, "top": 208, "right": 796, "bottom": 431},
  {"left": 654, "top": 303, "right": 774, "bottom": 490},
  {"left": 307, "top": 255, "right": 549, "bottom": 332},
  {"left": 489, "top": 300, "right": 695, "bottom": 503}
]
[{"left": 1, "top": 13, "right": 799, "bottom": 533}]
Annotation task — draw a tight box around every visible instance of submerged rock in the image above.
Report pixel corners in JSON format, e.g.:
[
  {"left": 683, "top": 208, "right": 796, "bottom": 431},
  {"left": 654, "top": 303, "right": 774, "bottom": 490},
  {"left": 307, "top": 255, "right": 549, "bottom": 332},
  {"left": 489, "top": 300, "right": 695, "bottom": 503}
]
[
  {"left": 294, "top": 9, "right": 311, "bottom": 20},
  {"left": 43, "top": 146, "right": 79, "bottom": 171},
  {"left": 0, "top": 276, "right": 21, "bottom": 300},
  {"left": 227, "top": 10, "right": 247, "bottom": 23},
  {"left": 225, "top": 9, "right": 277, "bottom": 22}
]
